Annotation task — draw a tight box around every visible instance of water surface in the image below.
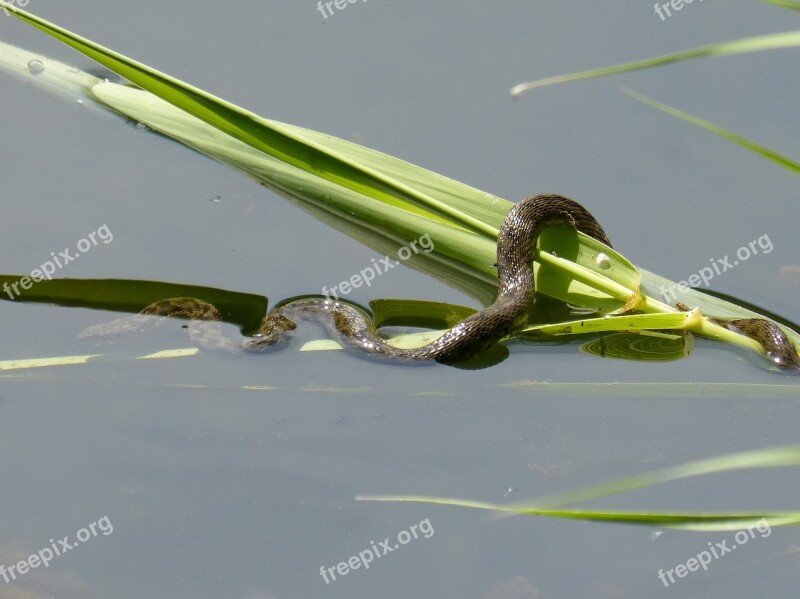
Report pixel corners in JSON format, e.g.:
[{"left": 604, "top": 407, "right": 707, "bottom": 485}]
[{"left": 1, "top": 1, "right": 798, "bottom": 597}]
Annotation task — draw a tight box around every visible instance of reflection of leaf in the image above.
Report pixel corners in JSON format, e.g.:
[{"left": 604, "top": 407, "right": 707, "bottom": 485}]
[
  {"left": 511, "top": 31, "right": 800, "bottom": 97},
  {"left": 0, "top": 276, "right": 267, "bottom": 330},
  {"left": 498, "top": 381, "right": 800, "bottom": 399},
  {"left": 0, "top": 8, "right": 798, "bottom": 368},
  {"left": 580, "top": 331, "right": 693, "bottom": 364},
  {"left": 358, "top": 446, "right": 800, "bottom": 531},
  {"left": 369, "top": 299, "right": 476, "bottom": 330}
]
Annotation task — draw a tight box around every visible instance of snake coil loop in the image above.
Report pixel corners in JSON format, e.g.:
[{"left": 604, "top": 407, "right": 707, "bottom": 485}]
[{"left": 81, "top": 194, "right": 799, "bottom": 369}]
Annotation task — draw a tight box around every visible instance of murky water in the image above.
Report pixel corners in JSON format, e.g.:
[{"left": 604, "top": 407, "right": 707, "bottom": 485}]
[{"left": 1, "top": 1, "right": 798, "bottom": 597}]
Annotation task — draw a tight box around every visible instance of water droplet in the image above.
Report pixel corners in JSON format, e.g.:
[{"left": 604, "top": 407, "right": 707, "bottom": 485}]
[
  {"left": 596, "top": 252, "right": 611, "bottom": 270},
  {"left": 84, "top": 68, "right": 121, "bottom": 83},
  {"left": 27, "top": 59, "right": 45, "bottom": 75}
]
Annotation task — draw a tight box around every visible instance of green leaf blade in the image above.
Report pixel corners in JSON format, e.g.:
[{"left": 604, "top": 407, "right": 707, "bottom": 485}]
[{"left": 511, "top": 31, "right": 800, "bottom": 97}]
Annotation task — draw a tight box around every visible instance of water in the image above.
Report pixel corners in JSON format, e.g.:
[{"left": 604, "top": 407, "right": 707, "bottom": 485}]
[{"left": 1, "top": 1, "right": 799, "bottom": 597}]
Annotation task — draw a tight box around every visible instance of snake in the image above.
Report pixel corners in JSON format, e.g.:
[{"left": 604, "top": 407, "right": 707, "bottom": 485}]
[
  {"left": 79, "top": 194, "right": 800, "bottom": 369},
  {"left": 682, "top": 306, "right": 800, "bottom": 370}
]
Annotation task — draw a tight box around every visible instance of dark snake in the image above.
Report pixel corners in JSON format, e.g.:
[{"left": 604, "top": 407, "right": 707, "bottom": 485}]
[{"left": 80, "top": 194, "right": 800, "bottom": 369}]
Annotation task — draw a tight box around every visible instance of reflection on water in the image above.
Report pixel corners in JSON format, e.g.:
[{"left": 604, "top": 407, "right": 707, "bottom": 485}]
[{"left": 1, "top": 1, "right": 799, "bottom": 597}]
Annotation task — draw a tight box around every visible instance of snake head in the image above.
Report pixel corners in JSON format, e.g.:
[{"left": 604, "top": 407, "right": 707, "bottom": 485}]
[
  {"left": 243, "top": 314, "right": 297, "bottom": 352},
  {"left": 767, "top": 348, "right": 800, "bottom": 371}
]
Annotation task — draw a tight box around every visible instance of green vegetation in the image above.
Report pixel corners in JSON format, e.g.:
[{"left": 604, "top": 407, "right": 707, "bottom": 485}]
[
  {"left": 1, "top": 2, "right": 797, "bottom": 369},
  {"left": 1, "top": 0, "right": 798, "bottom": 532}
]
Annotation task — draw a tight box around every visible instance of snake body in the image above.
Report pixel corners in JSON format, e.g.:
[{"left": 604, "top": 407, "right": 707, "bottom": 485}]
[
  {"left": 80, "top": 194, "right": 799, "bottom": 368},
  {"left": 714, "top": 317, "right": 799, "bottom": 370}
]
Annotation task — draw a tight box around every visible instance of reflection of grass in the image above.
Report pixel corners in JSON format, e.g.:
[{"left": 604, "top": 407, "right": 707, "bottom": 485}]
[
  {"left": 1, "top": 2, "right": 798, "bottom": 368},
  {"left": 1, "top": 0, "right": 799, "bottom": 535},
  {"left": 359, "top": 446, "right": 800, "bottom": 531}
]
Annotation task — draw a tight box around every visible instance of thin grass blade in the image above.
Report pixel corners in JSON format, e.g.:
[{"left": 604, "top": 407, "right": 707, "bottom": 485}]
[
  {"left": 511, "top": 31, "right": 800, "bottom": 98},
  {"left": 763, "top": 0, "right": 800, "bottom": 10},
  {"left": 358, "top": 446, "right": 800, "bottom": 530},
  {"left": 623, "top": 87, "right": 800, "bottom": 175}
]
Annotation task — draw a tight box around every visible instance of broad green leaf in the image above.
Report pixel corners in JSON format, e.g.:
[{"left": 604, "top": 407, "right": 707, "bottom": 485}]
[
  {"left": 0, "top": 17, "right": 797, "bottom": 368},
  {"left": 88, "top": 81, "right": 636, "bottom": 313},
  {"left": 0, "top": 2, "right": 496, "bottom": 238}
]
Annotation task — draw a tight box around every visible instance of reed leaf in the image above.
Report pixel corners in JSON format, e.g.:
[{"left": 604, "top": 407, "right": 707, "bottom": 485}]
[
  {"left": 0, "top": 8, "right": 797, "bottom": 367},
  {"left": 763, "top": 0, "right": 800, "bottom": 10},
  {"left": 511, "top": 31, "right": 800, "bottom": 98},
  {"left": 623, "top": 87, "right": 800, "bottom": 175},
  {"left": 358, "top": 446, "right": 800, "bottom": 531}
]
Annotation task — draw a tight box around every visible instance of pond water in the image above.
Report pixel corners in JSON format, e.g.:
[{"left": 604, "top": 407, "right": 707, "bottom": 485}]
[{"left": 1, "top": 1, "right": 799, "bottom": 597}]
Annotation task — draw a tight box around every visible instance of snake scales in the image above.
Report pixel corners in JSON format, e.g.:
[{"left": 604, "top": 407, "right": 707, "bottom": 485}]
[{"left": 80, "top": 194, "right": 800, "bottom": 369}]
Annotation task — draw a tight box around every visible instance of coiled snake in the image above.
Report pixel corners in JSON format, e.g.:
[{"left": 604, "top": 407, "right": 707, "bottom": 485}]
[{"left": 80, "top": 194, "right": 800, "bottom": 368}]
